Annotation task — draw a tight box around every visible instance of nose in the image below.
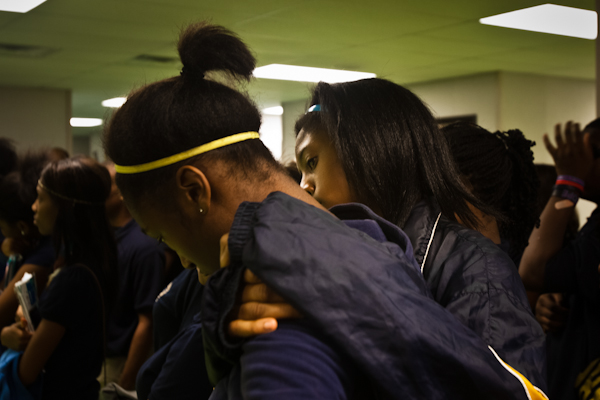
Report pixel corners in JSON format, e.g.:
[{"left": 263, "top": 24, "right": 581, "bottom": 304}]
[
  {"left": 31, "top": 199, "right": 38, "bottom": 213},
  {"left": 300, "top": 174, "right": 315, "bottom": 196}
]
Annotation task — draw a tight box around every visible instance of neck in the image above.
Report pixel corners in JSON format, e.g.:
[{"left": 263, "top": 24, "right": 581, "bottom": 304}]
[
  {"left": 456, "top": 202, "right": 501, "bottom": 244},
  {"left": 108, "top": 206, "right": 133, "bottom": 228},
  {"left": 242, "top": 173, "right": 329, "bottom": 213}
]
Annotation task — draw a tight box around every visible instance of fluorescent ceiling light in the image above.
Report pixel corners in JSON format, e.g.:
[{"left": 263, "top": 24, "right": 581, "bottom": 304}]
[
  {"left": 102, "top": 97, "right": 127, "bottom": 108},
  {"left": 70, "top": 118, "right": 103, "bottom": 128},
  {"left": 262, "top": 106, "right": 284, "bottom": 116},
  {"left": 0, "top": 0, "right": 47, "bottom": 13},
  {"left": 254, "top": 64, "right": 376, "bottom": 83},
  {"left": 480, "top": 4, "right": 597, "bottom": 40}
]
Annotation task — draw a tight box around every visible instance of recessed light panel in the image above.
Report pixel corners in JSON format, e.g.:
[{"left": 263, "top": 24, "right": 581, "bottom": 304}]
[
  {"left": 0, "top": 0, "right": 47, "bottom": 13},
  {"left": 262, "top": 106, "right": 284, "bottom": 116},
  {"left": 70, "top": 118, "right": 102, "bottom": 128},
  {"left": 254, "top": 64, "right": 376, "bottom": 83},
  {"left": 480, "top": 4, "right": 597, "bottom": 40},
  {"left": 102, "top": 97, "right": 127, "bottom": 108}
]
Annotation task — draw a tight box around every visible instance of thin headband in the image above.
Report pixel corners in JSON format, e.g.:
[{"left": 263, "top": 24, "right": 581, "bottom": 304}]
[
  {"left": 38, "top": 180, "right": 105, "bottom": 206},
  {"left": 114, "top": 131, "right": 261, "bottom": 174}
]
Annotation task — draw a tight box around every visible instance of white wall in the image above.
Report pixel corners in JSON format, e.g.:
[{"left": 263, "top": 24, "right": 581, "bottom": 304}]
[
  {"left": 0, "top": 86, "right": 71, "bottom": 154},
  {"left": 281, "top": 99, "right": 309, "bottom": 164},
  {"left": 89, "top": 130, "right": 105, "bottom": 162},
  {"left": 498, "top": 72, "right": 596, "bottom": 164},
  {"left": 260, "top": 114, "right": 283, "bottom": 161},
  {"left": 407, "top": 72, "right": 500, "bottom": 132},
  {"left": 409, "top": 71, "right": 597, "bottom": 227}
]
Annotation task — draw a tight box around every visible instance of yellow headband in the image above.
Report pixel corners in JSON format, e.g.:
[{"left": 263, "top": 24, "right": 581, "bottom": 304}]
[{"left": 114, "top": 131, "right": 260, "bottom": 174}]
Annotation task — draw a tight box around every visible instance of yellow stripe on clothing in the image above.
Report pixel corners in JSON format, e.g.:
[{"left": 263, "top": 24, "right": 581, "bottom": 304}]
[{"left": 488, "top": 346, "right": 548, "bottom": 400}]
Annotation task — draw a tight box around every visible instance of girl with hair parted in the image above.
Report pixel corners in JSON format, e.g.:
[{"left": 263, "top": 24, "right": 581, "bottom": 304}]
[
  {"left": 104, "top": 21, "right": 548, "bottom": 400},
  {"left": 235, "top": 79, "right": 546, "bottom": 389},
  {"left": 1, "top": 156, "right": 118, "bottom": 399}
]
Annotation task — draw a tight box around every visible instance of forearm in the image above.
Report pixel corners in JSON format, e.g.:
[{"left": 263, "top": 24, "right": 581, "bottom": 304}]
[
  {"left": 118, "top": 313, "right": 153, "bottom": 390},
  {"left": 19, "top": 319, "right": 65, "bottom": 385},
  {"left": 519, "top": 197, "right": 575, "bottom": 291}
]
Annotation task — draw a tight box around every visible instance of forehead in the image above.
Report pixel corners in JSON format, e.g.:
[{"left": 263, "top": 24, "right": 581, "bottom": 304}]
[{"left": 295, "top": 128, "right": 331, "bottom": 155}]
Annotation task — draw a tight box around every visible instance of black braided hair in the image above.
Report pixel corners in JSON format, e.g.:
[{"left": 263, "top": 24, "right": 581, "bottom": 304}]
[{"left": 442, "top": 122, "right": 539, "bottom": 259}]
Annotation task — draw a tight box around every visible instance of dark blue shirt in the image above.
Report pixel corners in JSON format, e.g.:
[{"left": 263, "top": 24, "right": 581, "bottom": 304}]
[
  {"left": 38, "top": 265, "right": 104, "bottom": 399},
  {"left": 108, "top": 219, "right": 165, "bottom": 357},
  {"left": 137, "top": 313, "right": 212, "bottom": 400},
  {"left": 152, "top": 268, "right": 203, "bottom": 350}
]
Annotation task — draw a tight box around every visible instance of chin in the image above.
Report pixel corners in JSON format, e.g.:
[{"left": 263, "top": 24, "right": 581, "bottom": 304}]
[{"left": 196, "top": 268, "right": 212, "bottom": 285}]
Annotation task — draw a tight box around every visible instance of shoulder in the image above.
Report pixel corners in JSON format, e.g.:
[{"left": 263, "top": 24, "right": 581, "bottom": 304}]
[{"left": 22, "top": 236, "right": 55, "bottom": 268}]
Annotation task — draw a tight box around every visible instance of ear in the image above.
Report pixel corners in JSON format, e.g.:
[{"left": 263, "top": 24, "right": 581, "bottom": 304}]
[
  {"left": 175, "top": 165, "right": 212, "bottom": 214},
  {"left": 15, "top": 220, "right": 29, "bottom": 236}
]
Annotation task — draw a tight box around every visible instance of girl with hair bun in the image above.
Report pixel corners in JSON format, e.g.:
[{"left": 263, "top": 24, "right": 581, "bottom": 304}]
[
  {"left": 105, "top": 21, "right": 548, "bottom": 400},
  {"left": 0, "top": 156, "right": 118, "bottom": 399},
  {"left": 441, "top": 122, "right": 539, "bottom": 263}
]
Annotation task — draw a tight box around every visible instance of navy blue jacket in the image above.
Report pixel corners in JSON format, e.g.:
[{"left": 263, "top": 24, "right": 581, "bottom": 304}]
[
  {"left": 202, "top": 192, "right": 547, "bottom": 399},
  {"left": 401, "top": 201, "right": 546, "bottom": 389}
]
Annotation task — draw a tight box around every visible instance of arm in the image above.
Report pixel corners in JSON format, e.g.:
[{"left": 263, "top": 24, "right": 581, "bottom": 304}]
[
  {"left": 1, "top": 318, "right": 32, "bottom": 351},
  {"left": 118, "top": 312, "right": 153, "bottom": 390},
  {"left": 220, "top": 231, "right": 297, "bottom": 338},
  {"left": 238, "top": 322, "right": 359, "bottom": 400},
  {"left": 520, "top": 122, "right": 594, "bottom": 298},
  {"left": 535, "top": 293, "right": 568, "bottom": 333},
  {"left": 18, "top": 318, "right": 65, "bottom": 385},
  {"left": 0, "top": 264, "right": 49, "bottom": 328}
]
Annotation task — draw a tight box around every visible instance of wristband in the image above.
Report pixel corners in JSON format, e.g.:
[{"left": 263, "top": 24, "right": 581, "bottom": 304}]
[
  {"left": 556, "top": 175, "right": 585, "bottom": 192},
  {"left": 552, "top": 184, "right": 580, "bottom": 209}
]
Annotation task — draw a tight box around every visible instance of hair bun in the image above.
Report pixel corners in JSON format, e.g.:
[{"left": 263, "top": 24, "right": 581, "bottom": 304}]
[{"left": 177, "top": 22, "right": 256, "bottom": 82}]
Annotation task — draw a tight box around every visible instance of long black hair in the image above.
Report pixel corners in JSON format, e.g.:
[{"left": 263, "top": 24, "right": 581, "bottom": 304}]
[
  {"left": 442, "top": 122, "right": 539, "bottom": 258},
  {"left": 104, "top": 22, "right": 282, "bottom": 208},
  {"left": 39, "top": 157, "right": 118, "bottom": 311},
  {"left": 0, "top": 151, "right": 49, "bottom": 226},
  {"left": 295, "top": 79, "right": 485, "bottom": 228}
]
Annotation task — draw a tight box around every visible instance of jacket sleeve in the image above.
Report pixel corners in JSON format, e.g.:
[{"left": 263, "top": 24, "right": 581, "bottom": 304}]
[
  {"left": 429, "top": 236, "right": 547, "bottom": 391},
  {"left": 230, "top": 193, "right": 547, "bottom": 400}
]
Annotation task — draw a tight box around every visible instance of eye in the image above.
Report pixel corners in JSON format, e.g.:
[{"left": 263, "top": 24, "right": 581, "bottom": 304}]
[
  {"left": 306, "top": 157, "right": 318, "bottom": 171},
  {"left": 155, "top": 235, "right": 165, "bottom": 245}
]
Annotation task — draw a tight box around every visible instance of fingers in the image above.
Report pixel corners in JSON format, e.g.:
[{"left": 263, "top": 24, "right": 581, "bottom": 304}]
[
  {"left": 228, "top": 318, "right": 278, "bottom": 338},
  {"left": 237, "top": 301, "right": 303, "bottom": 320},
  {"left": 241, "top": 282, "right": 286, "bottom": 303},
  {"left": 244, "top": 268, "right": 263, "bottom": 284},
  {"left": 220, "top": 233, "right": 230, "bottom": 268},
  {"left": 543, "top": 133, "right": 556, "bottom": 157},
  {"left": 555, "top": 123, "right": 565, "bottom": 148}
]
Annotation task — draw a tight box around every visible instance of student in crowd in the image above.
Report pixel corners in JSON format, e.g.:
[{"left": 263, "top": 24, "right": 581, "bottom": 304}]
[
  {"left": 136, "top": 267, "right": 210, "bottom": 400},
  {"left": 0, "top": 157, "right": 118, "bottom": 399},
  {"left": 230, "top": 79, "right": 546, "bottom": 389},
  {"left": 0, "top": 138, "right": 19, "bottom": 274},
  {"left": 0, "top": 152, "right": 55, "bottom": 329},
  {"left": 104, "top": 21, "right": 546, "bottom": 399},
  {"left": 520, "top": 120, "right": 600, "bottom": 400},
  {"left": 101, "top": 163, "right": 165, "bottom": 390},
  {"left": 441, "top": 122, "right": 539, "bottom": 264}
]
